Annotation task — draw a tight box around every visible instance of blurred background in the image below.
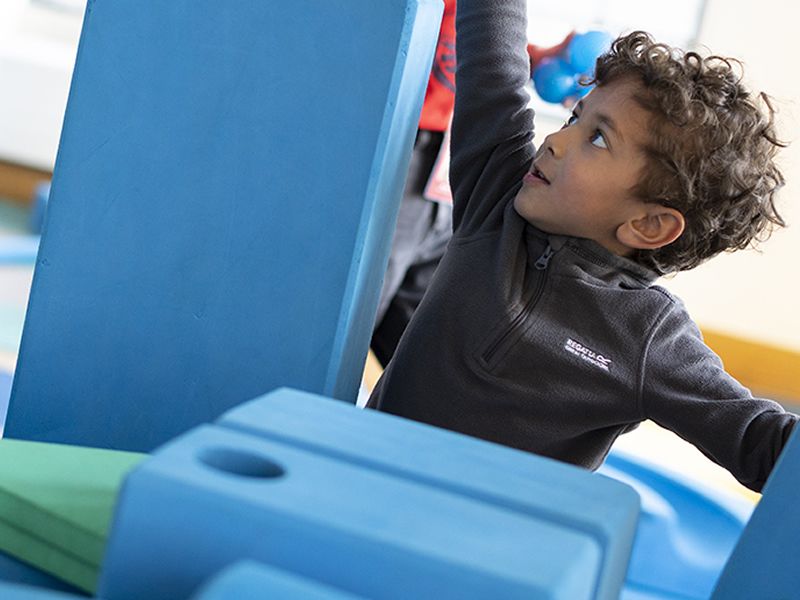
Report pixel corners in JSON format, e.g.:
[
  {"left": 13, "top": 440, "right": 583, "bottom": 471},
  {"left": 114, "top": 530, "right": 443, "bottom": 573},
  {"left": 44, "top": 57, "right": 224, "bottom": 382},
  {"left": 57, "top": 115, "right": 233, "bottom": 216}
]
[{"left": 0, "top": 0, "right": 797, "bottom": 502}]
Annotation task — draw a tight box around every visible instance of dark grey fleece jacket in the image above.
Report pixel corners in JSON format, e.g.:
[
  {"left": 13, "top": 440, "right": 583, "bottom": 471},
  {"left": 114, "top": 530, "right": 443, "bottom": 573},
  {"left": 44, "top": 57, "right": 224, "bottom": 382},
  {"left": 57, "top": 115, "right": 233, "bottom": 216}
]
[{"left": 368, "top": 0, "right": 797, "bottom": 492}]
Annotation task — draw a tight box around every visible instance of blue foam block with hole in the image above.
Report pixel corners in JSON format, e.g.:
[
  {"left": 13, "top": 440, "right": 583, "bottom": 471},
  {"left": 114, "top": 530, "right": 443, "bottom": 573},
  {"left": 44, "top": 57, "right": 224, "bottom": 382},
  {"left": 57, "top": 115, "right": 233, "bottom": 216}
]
[
  {"left": 217, "top": 388, "right": 639, "bottom": 600},
  {"left": 99, "top": 388, "right": 639, "bottom": 600},
  {"left": 100, "top": 425, "right": 606, "bottom": 600},
  {"left": 6, "top": 0, "right": 441, "bottom": 452},
  {"left": 711, "top": 425, "right": 800, "bottom": 599},
  {"left": 192, "top": 561, "right": 363, "bottom": 600}
]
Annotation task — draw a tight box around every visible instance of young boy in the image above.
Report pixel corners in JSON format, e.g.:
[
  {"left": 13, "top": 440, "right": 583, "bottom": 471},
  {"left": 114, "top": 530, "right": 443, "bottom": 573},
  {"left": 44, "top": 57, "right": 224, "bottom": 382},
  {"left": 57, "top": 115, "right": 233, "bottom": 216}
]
[{"left": 367, "top": 0, "right": 798, "bottom": 493}]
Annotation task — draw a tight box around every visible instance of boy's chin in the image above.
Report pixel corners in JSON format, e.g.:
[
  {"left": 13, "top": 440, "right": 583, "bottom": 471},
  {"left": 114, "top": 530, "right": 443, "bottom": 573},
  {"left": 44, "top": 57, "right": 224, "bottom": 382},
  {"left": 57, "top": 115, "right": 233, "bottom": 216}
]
[
  {"left": 512, "top": 193, "right": 532, "bottom": 219},
  {"left": 513, "top": 195, "right": 548, "bottom": 230}
]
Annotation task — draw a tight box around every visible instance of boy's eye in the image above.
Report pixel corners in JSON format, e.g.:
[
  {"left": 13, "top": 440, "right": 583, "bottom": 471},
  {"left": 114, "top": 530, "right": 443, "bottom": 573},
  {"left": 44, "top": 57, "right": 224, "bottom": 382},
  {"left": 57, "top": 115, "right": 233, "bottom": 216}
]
[
  {"left": 562, "top": 113, "right": 578, "bottom": 129},
  {"left": 590, "top": 130, "right": 608, "bottom": 149}
]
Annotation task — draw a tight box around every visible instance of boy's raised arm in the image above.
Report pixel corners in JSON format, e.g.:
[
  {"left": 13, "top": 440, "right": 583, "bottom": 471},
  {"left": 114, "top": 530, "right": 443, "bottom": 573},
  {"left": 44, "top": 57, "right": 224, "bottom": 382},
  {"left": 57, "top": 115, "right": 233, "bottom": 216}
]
[{"left": 449, "top": 0, "right": 536, "bottom": 233}]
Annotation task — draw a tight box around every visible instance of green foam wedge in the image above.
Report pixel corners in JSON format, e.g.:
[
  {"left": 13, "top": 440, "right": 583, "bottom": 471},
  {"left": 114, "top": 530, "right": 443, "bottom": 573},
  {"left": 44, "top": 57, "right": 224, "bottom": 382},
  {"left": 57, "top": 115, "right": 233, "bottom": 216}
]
[{"left": 0, "top": 439, "right": 145, "bottom": 592}]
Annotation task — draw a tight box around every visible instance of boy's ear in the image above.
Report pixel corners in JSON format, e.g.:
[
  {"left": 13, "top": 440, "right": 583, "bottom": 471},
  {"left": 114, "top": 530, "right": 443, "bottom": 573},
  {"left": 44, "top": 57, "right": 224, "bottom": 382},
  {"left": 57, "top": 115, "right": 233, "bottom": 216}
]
[{"left": 616, "top": 206, "right": 685, "bottom": 250}]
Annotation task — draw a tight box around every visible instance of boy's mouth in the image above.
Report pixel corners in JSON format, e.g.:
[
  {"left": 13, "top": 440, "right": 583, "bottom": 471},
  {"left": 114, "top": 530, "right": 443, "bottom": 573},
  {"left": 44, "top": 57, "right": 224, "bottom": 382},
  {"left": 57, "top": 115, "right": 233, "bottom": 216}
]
[{"left": 529, "top": 164, "right": 550, "bottom": 184}]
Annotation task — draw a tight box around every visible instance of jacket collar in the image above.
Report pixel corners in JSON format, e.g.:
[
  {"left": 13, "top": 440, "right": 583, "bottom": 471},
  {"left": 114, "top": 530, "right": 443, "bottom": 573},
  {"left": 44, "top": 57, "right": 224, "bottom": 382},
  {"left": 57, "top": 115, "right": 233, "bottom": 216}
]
[{"left": 525, "top": 225, "right": 660, "bottom": 288}]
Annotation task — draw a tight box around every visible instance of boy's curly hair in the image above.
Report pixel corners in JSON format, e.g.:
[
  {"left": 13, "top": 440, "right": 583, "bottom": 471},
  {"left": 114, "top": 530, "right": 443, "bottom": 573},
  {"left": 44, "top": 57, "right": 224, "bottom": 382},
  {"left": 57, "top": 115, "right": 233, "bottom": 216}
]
[{"left": 592, "top": 31, "right": 786, "bottom": 274}]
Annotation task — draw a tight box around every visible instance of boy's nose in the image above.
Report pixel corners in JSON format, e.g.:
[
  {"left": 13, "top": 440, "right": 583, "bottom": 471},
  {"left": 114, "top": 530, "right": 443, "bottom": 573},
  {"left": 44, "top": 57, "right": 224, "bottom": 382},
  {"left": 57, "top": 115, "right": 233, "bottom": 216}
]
[
  {"left": 543, "top": 130, "right": 565, "bottom": 159},
  {"left": 544, "top": 122, "right": 576, "bottom": 159}
]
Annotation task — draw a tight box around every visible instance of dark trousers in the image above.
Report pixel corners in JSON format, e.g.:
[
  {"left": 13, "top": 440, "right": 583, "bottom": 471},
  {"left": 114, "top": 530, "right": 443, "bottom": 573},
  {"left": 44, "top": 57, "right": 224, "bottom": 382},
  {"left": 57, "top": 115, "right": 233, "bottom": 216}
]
[{"left": 371, "top": 130, "right": 452, "bottom": 367}]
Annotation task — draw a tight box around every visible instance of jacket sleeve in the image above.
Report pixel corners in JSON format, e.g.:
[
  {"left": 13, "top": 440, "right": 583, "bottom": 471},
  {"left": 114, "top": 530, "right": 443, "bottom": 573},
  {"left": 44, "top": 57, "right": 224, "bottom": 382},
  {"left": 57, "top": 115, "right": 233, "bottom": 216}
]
[
  {"left": 640, "top": 301, "right": 797, "bottom": 492},
  {"left": 449, "top": 0, "right": 536, "bottom": 236}
]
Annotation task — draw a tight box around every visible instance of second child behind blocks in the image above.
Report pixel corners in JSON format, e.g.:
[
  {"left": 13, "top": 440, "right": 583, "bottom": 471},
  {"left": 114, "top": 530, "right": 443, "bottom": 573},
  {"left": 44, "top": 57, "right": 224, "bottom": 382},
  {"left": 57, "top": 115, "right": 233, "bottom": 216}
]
[{"left": 367, "top": 0, "right": 798, "bottom": 492}]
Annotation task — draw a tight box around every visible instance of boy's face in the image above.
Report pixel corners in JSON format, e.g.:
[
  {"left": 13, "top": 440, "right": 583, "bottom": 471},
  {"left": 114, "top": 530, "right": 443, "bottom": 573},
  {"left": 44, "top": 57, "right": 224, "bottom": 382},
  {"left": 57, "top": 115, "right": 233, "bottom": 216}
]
[{"left": 514, "top": 79, "right": 652, "bottom": 255}]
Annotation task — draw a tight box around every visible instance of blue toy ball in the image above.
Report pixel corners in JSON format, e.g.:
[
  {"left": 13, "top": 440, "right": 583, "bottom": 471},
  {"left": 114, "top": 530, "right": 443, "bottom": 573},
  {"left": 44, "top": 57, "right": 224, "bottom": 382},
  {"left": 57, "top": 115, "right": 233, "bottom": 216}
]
[
  {"left": 532, "top": 57, "right": 579, "bottom": 104},
  {"left": 532, "top": 30, "right": 612, "bottom": 105},
  {"left": 567, "top": 30, "right": 613, "bottom": 75}
]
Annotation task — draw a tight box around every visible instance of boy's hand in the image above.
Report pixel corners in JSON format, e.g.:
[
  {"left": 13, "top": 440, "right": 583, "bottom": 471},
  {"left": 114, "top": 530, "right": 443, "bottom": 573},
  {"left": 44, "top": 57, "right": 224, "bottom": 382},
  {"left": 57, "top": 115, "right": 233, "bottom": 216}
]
[
  {"left": 528, "top": 32, "right": 580, "bottom": 107},
  {"left": 526, "top": 32, "right": 576, "bottom": 73}
]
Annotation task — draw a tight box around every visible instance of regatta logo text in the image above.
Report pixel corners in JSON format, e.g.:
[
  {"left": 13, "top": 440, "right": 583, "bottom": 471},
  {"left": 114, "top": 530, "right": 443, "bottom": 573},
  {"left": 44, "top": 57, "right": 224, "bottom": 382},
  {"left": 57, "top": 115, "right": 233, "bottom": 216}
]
[{"left": 564, "top": 338, "right": 612, "bottom": 371}]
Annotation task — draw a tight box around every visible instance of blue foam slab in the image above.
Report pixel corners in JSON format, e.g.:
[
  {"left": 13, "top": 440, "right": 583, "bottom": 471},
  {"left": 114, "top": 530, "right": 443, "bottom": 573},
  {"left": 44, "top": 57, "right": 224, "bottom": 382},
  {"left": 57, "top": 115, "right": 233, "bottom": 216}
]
[
  {"left": 99, "top": 424, "right": 607, "bottom": 600},
  {"left": 7, "top": 0, "right": 442, "bottom": 452},
  {"left": 0, "top": 581, "right": 86, "bottom": 600},
  {"left": 216, "top": 388, "right": 640, "bottom": 600},
  {"left": 0, "top": 551, "right": 85, "bottom": 597},
  {"left": 0, "top": 236, "right": 39, "bottom": 265},
  {"left": 711, "top": 426, "right": 800, "bottom": 599},
  {"left": 598, "top": 450, "right": 751, "bottom": 600},
  {"left": 192, "top": 561, "right": 363, "bottom": 600}
]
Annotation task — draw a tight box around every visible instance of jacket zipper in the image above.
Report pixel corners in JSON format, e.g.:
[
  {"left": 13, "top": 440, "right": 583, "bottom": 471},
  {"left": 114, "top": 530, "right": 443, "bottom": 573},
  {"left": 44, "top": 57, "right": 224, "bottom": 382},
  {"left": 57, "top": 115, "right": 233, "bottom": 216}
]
[
  {"left": 534, "top": 244, "right": 554, "bottom": 269},
  {"left": 482, "top": 243, "right": 553, "bottom": 364}
]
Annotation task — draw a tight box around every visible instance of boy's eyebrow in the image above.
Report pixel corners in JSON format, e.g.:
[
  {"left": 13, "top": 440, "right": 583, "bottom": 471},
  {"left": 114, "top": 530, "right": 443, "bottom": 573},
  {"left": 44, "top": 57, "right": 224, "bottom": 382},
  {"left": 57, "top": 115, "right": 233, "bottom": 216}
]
[
  {"left": 576, "top": 100, "right": 623, "bottom": 144},
  {"left": 597, "top": 113, "right": 623, "bottom": 143}
]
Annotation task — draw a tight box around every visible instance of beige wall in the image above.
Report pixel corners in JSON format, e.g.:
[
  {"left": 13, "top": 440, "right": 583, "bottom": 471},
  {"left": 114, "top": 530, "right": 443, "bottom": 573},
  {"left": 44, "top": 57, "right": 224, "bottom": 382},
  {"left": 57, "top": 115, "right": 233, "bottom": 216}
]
[{"left": 661, "top": 0, "right": 800, "bottom": 352}]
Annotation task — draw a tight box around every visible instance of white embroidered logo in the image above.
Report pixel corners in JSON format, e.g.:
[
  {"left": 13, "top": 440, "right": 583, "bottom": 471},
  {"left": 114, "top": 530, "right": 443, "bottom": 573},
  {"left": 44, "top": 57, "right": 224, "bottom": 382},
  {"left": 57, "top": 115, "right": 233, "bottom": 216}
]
[{"left": 564, "top": 338, "right": 612, "bottom": 371}]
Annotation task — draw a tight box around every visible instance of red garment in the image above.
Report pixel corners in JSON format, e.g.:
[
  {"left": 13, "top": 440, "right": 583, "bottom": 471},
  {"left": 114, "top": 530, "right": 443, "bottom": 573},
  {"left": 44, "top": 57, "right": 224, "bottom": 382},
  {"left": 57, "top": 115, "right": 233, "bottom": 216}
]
[{"left": 418, "top": 0, "right": 456, "bottom": 132}]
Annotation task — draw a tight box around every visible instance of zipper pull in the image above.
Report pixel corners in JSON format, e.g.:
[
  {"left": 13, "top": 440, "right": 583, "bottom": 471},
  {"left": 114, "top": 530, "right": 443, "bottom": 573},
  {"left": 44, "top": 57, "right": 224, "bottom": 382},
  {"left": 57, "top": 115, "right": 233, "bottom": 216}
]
[{"left": 534, "top": 244, "right": 554, "bottom": 270}]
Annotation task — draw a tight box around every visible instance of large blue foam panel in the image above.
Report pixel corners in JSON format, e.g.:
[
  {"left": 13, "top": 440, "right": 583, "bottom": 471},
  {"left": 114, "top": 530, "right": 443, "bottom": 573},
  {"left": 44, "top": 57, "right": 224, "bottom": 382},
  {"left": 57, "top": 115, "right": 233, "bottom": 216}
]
[
  {"left": 5, "top": 0, "right": 442, "bottom": 450},
  {"left": 711, "top": 426, "right": 800, "bottom": 599}
]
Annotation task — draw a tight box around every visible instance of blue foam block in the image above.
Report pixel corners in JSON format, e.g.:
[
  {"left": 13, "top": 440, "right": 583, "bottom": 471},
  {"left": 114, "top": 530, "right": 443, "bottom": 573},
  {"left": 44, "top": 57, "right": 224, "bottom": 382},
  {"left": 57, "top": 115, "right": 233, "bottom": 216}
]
[
  {"left": 711, "top": 426, "right": 800, "bottom": 599},
  {"left": 100, "top": 388, "right": 638, "bottom": 600},
  {"left": 192, "top": 561, "right": 363, "bottom": 600},
  {"left": 7, "top": 0, "right": 442, "bottom": 451},
  {"left": 599, "top": 450, "right": 751, "bottom": 600},
  {"left": 217, "top": 388, "right": 639, "bottom": 600}
]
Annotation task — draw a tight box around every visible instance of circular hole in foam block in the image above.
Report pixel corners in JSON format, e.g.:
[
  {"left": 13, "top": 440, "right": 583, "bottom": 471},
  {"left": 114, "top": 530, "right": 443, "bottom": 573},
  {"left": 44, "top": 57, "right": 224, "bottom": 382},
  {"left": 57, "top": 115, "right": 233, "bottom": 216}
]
[{"left": 198, "top": 447, "right": 285, "bottom": 479}]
